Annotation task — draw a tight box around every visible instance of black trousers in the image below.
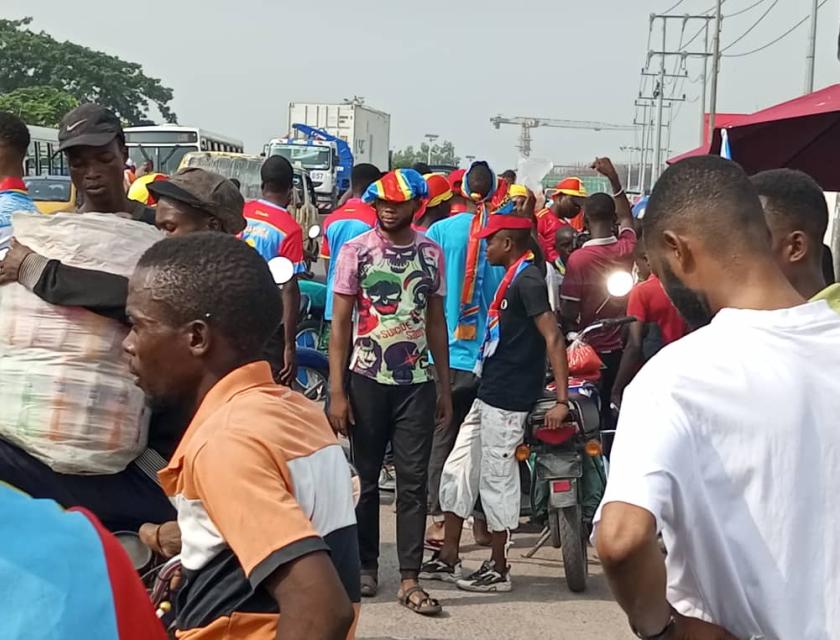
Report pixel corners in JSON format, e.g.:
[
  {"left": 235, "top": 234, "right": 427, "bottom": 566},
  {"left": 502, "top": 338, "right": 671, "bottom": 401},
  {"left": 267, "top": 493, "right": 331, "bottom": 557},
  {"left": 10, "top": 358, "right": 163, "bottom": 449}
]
[
  {"left": 598, "top": 350, "right": 623, "bottom": 432},
  {"left": 0, "top": 438, "right": 175, "bottom": 532},
  {"left": 427, "top": 369, "right": 480, "bottom": 516},
  {"left": 349, "top": 373, "right": 436, "bottom": 577}
]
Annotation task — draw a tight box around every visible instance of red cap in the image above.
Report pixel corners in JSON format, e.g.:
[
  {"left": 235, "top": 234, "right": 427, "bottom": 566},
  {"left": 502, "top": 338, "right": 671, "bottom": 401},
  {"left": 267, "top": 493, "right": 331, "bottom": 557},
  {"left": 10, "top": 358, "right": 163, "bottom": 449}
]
[
  {"left": 448, "top": 168, "right": 466, "bottom": 192},
  {"left": 475, "top": 214, "right": 533, "bottom": 239}
]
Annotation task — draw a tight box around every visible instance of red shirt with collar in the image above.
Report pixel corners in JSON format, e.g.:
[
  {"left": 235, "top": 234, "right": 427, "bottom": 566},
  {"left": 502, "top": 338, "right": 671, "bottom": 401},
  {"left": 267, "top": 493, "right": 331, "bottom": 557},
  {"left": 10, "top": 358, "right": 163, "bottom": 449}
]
[{"left": 561, "top": 227, "right": 637, "bottom": 352}]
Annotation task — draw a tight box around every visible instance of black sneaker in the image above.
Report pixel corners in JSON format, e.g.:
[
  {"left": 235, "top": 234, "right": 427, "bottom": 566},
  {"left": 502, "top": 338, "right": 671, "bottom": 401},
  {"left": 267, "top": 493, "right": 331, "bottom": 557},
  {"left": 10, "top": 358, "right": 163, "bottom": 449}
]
[
  {"left": 419, "top": 552, "right": 463, "bottom": 582},
  {"left": 456, "top": 561, "right": 512, "bottom": 593}
]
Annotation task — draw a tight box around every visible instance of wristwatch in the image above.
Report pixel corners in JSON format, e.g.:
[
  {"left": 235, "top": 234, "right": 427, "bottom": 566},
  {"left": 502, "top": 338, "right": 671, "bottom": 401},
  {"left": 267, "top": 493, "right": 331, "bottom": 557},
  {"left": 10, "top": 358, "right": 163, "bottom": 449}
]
[{"left": 632, "top": 614, "right": 676, "bottom": 639}]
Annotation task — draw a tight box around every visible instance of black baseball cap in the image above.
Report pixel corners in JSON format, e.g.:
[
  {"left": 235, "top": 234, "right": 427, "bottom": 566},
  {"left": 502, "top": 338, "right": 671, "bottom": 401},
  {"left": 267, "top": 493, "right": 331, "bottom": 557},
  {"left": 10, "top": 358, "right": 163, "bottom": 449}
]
[
  {"left": 57, "top": 104, "right": 124, "bottom": 152},
  {"left": 148, "top": 168, "right": 247, "bottom": 234}
]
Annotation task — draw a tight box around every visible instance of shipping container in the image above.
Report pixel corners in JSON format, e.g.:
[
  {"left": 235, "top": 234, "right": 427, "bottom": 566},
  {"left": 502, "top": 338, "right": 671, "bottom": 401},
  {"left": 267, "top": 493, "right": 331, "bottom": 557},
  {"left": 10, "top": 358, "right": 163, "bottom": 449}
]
[{"left": 288, "top": 102, "right": 391, "bottom": 171}]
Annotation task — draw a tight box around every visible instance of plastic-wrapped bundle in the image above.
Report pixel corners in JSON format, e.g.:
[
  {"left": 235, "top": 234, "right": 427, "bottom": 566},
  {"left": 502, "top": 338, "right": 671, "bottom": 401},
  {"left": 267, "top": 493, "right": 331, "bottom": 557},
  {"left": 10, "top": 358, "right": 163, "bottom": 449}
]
[{"left": 0, "top": 212, "right": 163, "bottom": 474}]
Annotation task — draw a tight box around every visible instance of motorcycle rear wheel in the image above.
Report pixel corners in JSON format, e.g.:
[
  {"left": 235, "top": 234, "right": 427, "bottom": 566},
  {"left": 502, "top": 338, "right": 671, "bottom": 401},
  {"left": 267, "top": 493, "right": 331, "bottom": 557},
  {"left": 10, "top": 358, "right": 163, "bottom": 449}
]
[{"left": 558, "top": 505, "right": 588, "bottom": 593}]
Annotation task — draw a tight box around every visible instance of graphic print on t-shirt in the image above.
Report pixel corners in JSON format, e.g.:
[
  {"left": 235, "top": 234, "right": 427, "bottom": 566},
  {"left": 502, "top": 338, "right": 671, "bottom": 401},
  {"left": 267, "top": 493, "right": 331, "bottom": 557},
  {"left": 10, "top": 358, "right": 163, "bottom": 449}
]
[{"left": 333, "top": 229, "right": 445, "bottom": 385}]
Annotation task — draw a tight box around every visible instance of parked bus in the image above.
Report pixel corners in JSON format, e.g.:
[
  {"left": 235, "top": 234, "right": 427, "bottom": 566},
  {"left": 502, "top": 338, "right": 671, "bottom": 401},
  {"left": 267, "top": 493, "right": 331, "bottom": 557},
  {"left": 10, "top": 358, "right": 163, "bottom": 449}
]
[
  {"left": 25, "top": 126, "right": 66, "bottom": 177},
  {"left": 124, "top": 125, "right": 244, "bottom": 175}
]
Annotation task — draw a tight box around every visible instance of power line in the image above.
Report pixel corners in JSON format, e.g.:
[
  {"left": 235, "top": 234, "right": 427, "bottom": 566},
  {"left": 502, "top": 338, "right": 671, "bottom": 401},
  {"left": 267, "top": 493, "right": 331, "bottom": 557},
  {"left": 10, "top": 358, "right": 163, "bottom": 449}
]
[
  {"left": 721, "top": 0, "right": 780, "bottom": 52},
  {"left": 725, "top": 0, "right": 769, "bottom": 18},
  {"left": 723, "top": 0, "right": 828, "bottom": 57},
  {"left": 662, "top": 0, "right": 688, "bottom": 13}
]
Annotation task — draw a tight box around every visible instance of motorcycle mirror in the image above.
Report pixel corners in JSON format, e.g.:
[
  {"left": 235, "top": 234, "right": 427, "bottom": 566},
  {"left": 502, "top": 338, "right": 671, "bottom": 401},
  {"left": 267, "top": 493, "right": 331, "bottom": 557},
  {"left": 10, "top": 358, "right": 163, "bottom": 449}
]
[
  {"left": 268, "top": 257, "right": 295, "bottom": 285},
  {"left": 606, "top": 271, "right": 634, "bottom": 297},
  {"left": 308, "top": 224, "right": 321, "bottom": 239}
]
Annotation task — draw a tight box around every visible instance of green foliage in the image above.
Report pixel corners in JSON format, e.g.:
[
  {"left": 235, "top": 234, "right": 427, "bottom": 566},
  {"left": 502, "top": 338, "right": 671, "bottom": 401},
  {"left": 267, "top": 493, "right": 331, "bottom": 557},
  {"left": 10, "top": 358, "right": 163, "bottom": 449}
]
[
  {"left": 392, "top": 140, "right": 460, "bottom": 168},
  {"left": 0, "top": 18, "right": 176, "bottom": 125},
  {"left": 0, "top": 86, "right": 79, "bottom": 127}
]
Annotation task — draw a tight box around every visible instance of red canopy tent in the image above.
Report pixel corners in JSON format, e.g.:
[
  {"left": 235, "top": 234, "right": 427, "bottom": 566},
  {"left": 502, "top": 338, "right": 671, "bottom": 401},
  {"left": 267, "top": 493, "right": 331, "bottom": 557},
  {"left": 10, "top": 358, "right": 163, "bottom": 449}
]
[{"left": 668, "top": 84, "right": 840, "bottom": 190}]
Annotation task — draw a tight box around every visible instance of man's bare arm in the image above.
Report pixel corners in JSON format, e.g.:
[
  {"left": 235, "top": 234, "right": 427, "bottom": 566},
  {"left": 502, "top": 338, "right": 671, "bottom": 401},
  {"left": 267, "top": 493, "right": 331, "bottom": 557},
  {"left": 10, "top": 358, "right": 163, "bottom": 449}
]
[
  {"left": 279, "top": 277, "right": 300, "bottom": 385},
  {"left": 327, "top": 293, "right": 355, "bottom": 435},
  {"left": 426, "top": 295, "right": 453, "bottom": 428},
  {"left": 266, "top": 550, "right": 355, "bottom": 640},
  {"left": 610, "top": 320, "right": 644, "bottom": 407}
]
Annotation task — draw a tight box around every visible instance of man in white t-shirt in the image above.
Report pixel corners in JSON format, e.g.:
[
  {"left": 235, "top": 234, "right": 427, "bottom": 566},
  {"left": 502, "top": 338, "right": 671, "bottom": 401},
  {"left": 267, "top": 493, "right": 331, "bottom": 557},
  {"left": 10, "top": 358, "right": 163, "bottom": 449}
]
[{"left": 594, "top": 156, "right": 840, "bottom": 640}]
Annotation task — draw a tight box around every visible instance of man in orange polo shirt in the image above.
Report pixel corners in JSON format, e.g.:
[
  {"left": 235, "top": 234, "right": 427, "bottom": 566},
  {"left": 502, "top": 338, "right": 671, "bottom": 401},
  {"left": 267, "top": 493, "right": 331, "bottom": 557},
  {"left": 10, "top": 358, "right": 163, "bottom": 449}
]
[{"left": 127, "top": 232, "right": 357, "bottom": 640}]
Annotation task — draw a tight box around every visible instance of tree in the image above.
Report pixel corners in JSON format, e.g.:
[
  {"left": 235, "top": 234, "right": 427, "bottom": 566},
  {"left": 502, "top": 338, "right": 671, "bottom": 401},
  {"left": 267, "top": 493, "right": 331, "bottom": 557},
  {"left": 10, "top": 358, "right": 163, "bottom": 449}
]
[
  {"left": 0, "top": 86, "right": 79, "bottom": 127},
  {"left": 0, "top": 18, "right": 176, "bottom": 125},
  {"left": 392, "top": 140, "right": 460, "bottom": 168}
]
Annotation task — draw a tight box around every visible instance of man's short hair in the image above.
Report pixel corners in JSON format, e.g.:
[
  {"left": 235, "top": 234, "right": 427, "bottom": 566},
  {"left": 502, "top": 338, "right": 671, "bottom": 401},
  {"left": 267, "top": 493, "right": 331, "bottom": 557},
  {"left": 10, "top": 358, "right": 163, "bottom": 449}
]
[
  {"left": 500, "top": 169, "right": 517, "bottom": 184},
  {"left": 261, "top": 156, "right": 294, "bottom": 192},
  {"left": 584, "top": 193, "right": 616, "bottom": 224},
  {"left": 136, "top": 233, "right": 281, "bottom": 356},
  {"left": 750, "top": 169, "right": 828, "bottom": 244},
  {"left": 643, "top": 156, "right": 770, "bottom": 255},
  {"left": 465, "top": 161, "right": 493, "bottom": 199},
  {"left": 0, "top": 111, "right": 31, "bottom": 157},
  {"left": 351, "top": 163, "right": 381, "bottom": 194}
]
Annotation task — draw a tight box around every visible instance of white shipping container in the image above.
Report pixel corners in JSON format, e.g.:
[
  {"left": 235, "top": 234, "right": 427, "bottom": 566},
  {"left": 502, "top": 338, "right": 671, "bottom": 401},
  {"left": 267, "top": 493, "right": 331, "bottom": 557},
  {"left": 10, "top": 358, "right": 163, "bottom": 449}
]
[{"left": 288, "top": 102, "right": 391, "bottom": 171}]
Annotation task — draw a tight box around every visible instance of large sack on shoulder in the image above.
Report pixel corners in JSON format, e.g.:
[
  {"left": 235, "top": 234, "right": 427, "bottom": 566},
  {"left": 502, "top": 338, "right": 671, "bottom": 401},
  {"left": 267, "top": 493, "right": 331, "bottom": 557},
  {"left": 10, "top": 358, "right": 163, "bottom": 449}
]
[{"left": 0, "top": 212, "right": 164, "bottom": 474}]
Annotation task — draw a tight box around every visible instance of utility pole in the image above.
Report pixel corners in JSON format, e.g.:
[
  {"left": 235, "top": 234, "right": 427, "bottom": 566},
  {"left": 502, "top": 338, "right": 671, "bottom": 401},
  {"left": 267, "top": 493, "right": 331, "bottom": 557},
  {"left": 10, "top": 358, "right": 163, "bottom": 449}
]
[
  {"left": 424, "top": 133, "right": 439, "bottom": 165},
  {"left": 653, "top": 18, "right": 667, "bottom": 184},
  {"left": 637, "top": 102, "right": 650, "bottom": 193},
  {"left": 805, "top": 0, "right": 818, "bottom": 93},
  {"left": 708, "top": 0, "right": 723, "bottom": 136},
  {"left": 700, "top": 21, "right": 710, "bottom": 144}
]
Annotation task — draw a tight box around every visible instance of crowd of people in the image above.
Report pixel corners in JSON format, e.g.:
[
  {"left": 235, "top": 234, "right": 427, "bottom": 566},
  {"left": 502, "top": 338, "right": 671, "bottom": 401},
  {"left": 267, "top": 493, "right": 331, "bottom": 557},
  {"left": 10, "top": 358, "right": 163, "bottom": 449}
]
[{"left": 0, "top": 101, "right": 838, "bottom": 640}]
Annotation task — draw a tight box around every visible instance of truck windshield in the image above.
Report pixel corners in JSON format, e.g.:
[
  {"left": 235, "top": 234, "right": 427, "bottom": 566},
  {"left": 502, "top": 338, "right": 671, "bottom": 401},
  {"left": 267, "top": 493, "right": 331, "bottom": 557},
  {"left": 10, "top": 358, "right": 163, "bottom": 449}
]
[{"left": 270, "top": 144, "right": 331, "bottom": 170}]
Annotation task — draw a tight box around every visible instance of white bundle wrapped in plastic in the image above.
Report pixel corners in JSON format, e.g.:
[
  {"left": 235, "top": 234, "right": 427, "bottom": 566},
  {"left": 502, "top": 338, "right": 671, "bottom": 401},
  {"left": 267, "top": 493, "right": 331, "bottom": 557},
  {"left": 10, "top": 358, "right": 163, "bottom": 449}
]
[{"left": 0, "top": 212, "right": 164, "bottom": 474}]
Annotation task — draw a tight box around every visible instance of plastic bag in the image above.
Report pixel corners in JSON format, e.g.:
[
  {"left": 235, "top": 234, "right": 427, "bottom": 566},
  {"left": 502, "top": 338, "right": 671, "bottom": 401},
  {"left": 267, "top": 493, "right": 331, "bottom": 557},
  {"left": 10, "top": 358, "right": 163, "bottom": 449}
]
[
  {"left": 0, "top": 212, "right": 163, "bottom": 474},
  {"left": 567, "top": 339, "right": 603, "bottom": 381}
]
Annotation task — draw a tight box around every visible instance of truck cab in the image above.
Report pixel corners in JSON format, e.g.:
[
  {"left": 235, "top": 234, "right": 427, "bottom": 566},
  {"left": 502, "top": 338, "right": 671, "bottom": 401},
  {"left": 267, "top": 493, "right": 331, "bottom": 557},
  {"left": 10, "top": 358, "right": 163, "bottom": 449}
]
[{"left": 267, "top": 138, "right": 342, "bottom": 211}]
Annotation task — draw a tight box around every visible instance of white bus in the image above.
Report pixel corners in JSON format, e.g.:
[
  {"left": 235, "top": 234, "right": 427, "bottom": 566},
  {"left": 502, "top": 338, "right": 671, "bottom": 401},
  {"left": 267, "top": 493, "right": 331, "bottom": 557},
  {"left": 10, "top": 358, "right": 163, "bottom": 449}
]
[
  {"left": 124, "top": 125, "right": 244, "bottom": 175},
  {"left": 25, "top": 126, "right": 67, "bottom": 176}
]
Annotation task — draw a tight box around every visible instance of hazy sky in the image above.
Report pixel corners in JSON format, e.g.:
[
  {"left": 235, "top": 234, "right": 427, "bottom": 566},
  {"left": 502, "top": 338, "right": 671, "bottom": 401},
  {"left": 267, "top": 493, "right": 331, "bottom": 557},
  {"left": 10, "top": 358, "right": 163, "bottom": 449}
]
[{"left": 7, "top": 0, "right": 839, "bottom": 170}]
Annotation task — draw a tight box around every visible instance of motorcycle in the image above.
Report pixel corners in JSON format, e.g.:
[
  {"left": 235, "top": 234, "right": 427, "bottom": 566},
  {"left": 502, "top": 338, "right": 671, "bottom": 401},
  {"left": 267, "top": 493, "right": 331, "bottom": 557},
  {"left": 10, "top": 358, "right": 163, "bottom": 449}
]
[
  {"left": 519, "top": 315, "right": 635, "bottom": 593},
  {"left": 293, "top": 346, "right": 329, "bottom": 402}
]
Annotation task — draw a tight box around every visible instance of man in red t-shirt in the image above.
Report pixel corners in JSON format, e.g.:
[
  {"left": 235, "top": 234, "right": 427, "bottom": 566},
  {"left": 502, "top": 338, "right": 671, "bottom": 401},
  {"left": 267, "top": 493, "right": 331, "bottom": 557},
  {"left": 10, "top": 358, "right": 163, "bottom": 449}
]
[
  {"left": 560, "top": 158, "right": 635, "bottom": 413},
  {"left": 611, "top": 272, "right": 688, "bottom": 407}
]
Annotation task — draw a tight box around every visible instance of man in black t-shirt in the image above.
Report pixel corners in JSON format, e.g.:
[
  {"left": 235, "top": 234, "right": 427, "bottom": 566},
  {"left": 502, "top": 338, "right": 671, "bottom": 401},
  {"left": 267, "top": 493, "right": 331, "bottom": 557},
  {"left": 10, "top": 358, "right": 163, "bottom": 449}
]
[{"left": 421, "top": 215, "right": 570, "bottom": 593}]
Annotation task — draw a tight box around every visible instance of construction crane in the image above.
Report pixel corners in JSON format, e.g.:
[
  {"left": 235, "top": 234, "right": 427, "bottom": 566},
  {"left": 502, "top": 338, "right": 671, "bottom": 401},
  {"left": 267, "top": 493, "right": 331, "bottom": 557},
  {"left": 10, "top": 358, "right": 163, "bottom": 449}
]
[{"left": 490, "top": 115, "right": 637, "bottom": 158}]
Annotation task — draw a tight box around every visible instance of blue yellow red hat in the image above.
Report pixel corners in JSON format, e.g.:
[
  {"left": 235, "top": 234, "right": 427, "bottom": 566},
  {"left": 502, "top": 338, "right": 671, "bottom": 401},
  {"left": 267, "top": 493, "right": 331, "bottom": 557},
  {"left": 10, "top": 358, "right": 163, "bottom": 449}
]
[
  {"left": 424, "top": 173, "right": 453, "bottom": 208},
  {"left": 363, "top": 168, "right": 429, "bottom": 204}
]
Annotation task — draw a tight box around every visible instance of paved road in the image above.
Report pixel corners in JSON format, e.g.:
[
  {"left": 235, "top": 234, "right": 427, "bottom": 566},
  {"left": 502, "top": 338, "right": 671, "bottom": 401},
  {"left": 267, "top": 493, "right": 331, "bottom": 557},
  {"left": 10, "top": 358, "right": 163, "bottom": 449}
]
[{"left": 356, "top": 497, "right": 634, "bottom": 640}]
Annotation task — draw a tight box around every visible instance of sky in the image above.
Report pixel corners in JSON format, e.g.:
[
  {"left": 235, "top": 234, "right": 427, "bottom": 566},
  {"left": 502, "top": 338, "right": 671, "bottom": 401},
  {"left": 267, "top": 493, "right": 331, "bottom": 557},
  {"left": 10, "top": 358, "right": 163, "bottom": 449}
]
[{"left": 6, "top": 0, "right": 839, "bottom": 171}]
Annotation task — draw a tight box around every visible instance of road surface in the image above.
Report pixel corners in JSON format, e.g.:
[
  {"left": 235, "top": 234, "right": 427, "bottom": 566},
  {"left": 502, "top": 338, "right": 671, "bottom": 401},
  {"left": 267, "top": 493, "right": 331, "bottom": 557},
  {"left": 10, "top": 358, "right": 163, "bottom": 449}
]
[{"left": 356, "top": 496, "right": 634, "bottom": 640}]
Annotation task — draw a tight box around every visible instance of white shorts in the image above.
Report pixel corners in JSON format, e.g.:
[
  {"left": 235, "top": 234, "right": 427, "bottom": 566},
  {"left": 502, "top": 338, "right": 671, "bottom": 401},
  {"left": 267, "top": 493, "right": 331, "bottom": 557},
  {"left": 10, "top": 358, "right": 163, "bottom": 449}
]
[{"left": 439, "top": 399, "right": 528, "bottom": 532}]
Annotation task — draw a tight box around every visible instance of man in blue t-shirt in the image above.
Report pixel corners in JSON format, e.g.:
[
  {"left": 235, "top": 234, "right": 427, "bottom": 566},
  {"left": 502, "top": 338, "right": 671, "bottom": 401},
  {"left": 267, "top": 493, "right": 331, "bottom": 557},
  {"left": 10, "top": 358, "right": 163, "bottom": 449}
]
[
  {"left": 424, "top": 161, "right": 504, "bottom": 544},
  {"left": 320, "top": 163, "right": 381, "bottom": 321},
  {"left": 0, "top": 112, "right": 38, "bottom": 252}
]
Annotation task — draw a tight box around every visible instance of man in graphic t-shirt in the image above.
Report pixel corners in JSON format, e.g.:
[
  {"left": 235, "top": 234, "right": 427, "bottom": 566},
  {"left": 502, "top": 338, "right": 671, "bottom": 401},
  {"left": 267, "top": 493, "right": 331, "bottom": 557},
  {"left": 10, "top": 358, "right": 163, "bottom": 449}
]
[{"left": 328, "top": 168, "right": 453, "bottom": 616}]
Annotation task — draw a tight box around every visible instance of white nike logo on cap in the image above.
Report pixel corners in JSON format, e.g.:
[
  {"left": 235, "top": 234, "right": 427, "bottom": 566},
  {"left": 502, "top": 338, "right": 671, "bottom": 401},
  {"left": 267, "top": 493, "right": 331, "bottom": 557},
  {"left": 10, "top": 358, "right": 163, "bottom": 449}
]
[{"left": 64, "top": 119, "right": 88, "bottom": 132}]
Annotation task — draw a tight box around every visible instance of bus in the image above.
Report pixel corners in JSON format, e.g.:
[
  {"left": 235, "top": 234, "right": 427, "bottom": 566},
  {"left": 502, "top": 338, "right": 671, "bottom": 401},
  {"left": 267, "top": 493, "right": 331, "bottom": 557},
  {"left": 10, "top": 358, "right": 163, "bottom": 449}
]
[
  {"left": 25, "top": 126, "right": 67, "bottom": 177},
  {"left": 124, "top": 125, "right": 244, "bottom": 175}
]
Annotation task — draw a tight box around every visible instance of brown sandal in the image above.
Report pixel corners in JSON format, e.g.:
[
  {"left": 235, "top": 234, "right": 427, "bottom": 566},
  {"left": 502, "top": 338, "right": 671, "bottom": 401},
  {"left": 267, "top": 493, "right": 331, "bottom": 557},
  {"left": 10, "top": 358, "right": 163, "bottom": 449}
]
[{"left": 398, "top": 585, "right": 442, "bottom": 616}]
